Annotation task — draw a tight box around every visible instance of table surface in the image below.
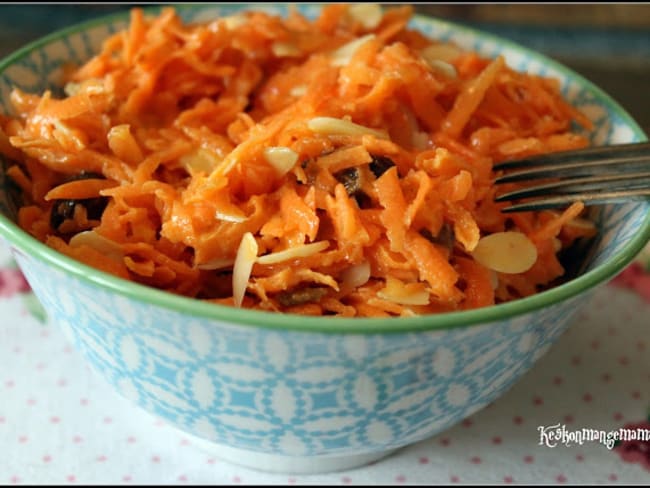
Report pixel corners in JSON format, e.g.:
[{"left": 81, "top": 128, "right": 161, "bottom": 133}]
[{"left": 1, "top": 4, "right": 649, "bottom": 485}]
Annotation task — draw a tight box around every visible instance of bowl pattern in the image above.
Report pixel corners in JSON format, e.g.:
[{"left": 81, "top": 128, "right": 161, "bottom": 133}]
[
  {"left": 15, "top": 248, "right": 579, "bottom": 458},
  {"left": 0, "top": 3, "right": 648, "bottom": 473}
]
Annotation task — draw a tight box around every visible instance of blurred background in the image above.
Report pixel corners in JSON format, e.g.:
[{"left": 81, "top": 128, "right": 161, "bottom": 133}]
[{"left": 0, "top": 3, "right": 648, "bottom": 135}]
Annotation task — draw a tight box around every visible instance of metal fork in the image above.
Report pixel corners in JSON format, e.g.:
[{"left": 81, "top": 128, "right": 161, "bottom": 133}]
[{"left": 493, "top": 141, "right": 650, "bottom": 213}]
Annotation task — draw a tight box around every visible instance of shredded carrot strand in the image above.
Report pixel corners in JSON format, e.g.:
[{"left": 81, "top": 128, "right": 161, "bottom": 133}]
[{"left": 44, "top": 178, "right": 117, "bottom": 201}]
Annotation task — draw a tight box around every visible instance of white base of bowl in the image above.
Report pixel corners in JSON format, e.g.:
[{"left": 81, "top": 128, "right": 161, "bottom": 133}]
[{"left": 187, "top": 432, "right": 398, "bottom": 474}]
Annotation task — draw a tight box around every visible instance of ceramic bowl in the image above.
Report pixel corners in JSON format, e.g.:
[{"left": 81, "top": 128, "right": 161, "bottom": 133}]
[{"left": 0, "top": 4, "right": 648, "bottom": 475}]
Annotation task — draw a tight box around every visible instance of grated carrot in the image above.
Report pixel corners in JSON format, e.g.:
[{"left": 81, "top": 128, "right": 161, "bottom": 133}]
[
  {"left": 1, "top": 4, "right": 597, "bottom": 316},
  {"left": 44, "top": 178, "right": 117, "bottom": 201},
  {"left": 374, "top": 166, "right": 407, "bottom": 253}
]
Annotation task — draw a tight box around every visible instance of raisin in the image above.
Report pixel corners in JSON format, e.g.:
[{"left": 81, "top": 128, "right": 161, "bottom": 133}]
[
  {"left": 49, "top": 172, "right": 109, "bottom": 232},
  {"left": 369, "top": 155, "right": 395, "bottom": 178},
  {"left": 277, "top": 287, "right": 328, "bottom": 307},
  {"left": 334, "top": 167, "right": 361, "bottom": 196}
]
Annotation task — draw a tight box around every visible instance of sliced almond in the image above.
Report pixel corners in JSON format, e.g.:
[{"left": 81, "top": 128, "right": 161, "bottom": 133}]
[
  {"left": 377, "top": 276, "right": 430, "bottom": 306},
  {"left": 221, "top": 14, "right": 247, "bottom": 31},
  {"left": 307, "top": 116, "right": 388, "bottom": 139},
  {"left": 196, "top": 257, "right": 235, "bottom": 271},
  {"left": 263, "top": 146, "right": 299, "bottom": 176},
  {"left": 339, "top": 260, "right": 371, "bottom": 291},
  {"left": 232, "top": 232, "right": 258, "bottom": 307},
  {"left": 215, "top": 210, "right": 247, "bottom": 224},
  {"left": 63, "top": 82, "right": 82, "bottom": 97},
  {"left": 64, "top": 79, "right": 105, "bottom": 97},
  {"left": 412, "top": 131, "right": 430, "bottom": 150},
  {"left": 330, "top": 34, "right": 376, "bottom": 67},
  {"left": 69, "top": 230, "right": 123, "bottom": 261},
  {"left": 348, "top": 4, "right": 383, "bottom": 30},
  {"left": 419, "top": 43, "right": 463, "bottom": 64},
  {"left": 271, "top": 42, "right": 301, "bottom": 58},
  {"left": 471, "top": 231, "right": 538, "bottom": 274},
  {"left": 426, "top": 59, "right": 457, "bottom": 79},
  {"left": 256, "top": 240, "right": 329, "bottom": 265},
  {"left": 180, "top": 147, "right": 223, "bottom": 175}
]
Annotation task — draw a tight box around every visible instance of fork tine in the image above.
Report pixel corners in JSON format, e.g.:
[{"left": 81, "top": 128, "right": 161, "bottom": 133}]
[
  {"left": 499, "top": 189, "right": 650, "bottom": 213},
  {"left": 493, "top": 140, "right": 650, "bottom": 213},
  {"left": 495, "top": 171, "right": 650, "bottom": 202},
  {"left": 493, "top": 154, "right": 649, "bottom": 184},
  {"left": 493, "top": 141, "right": 650, "bottom": 172}
]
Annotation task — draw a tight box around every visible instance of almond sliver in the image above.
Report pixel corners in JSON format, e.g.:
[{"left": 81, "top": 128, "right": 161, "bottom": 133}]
[
  {"left": 330, "top": 34, "right": 376, "bottom": 67},
  {"left": 256, "top": 240, "right": 329, "bottom": 265},
  {"left": 377, "top": 276, "right": 430, "bottom": 306},
  {"left": 263, "top": 146, "right": 299, "bottom": 176},
  {"left": 307, "top": 116, "right": 388, "bottom": 139},
  {"left": 348, "top": 4, "right": 382, "bottom": 30},
  {"left": 69, "top": 230, "right": 123, "bottom": 261},
  {"left": 232, "top": 232, "right": 258, "bottom": 307},
  {"left": 471, "top": 231, "right": 538, "bottom": 274}
]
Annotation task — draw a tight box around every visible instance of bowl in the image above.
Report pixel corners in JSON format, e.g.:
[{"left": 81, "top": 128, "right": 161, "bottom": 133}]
[{"left": 0, "top": 4, "right": 648, "bottom": 475}]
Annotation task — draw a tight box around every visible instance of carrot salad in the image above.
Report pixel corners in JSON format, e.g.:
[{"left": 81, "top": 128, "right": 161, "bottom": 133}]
[{"left": 0, "top": 4, "right": 598, "bottom": 317}]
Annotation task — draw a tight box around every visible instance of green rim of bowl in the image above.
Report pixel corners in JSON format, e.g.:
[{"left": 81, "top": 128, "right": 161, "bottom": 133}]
[{"left": 0, "top": 5, "right": 648, "bottom": 334}]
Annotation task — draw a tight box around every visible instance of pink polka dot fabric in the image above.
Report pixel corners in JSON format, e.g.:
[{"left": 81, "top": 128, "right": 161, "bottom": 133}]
[{"left": 1, "top": 237, "right": 649, "bottom": 484}]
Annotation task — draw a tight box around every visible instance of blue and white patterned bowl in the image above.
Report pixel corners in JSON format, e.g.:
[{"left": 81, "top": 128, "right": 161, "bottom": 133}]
[{"left": 0, "top": 4, "right": 649, "bottom": 474}]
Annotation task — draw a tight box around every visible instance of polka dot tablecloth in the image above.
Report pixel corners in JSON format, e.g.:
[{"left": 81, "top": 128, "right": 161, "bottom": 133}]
[{"left": 1, "top": 238, "right": 649, "bottom": 485}]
